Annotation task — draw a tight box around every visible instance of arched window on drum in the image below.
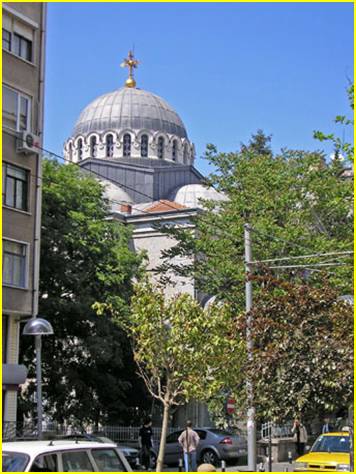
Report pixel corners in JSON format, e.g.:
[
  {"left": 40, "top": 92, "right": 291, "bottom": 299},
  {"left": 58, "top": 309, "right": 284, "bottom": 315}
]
[
  {"left": 123, "top": 134, "right": 131, "bottom": 157},
  {"left": 77, "top": 139, "right": 83, "bottom": 161},
  {"left": 90, "top": 136, "right": 97, "bottom": 158},
  {"left": 106, "top": 134, "right": 114, "bottom": 158},
  {"left": 183, "top": 144, "right": 189, "bottom": 164},
  {"left": 157, "top": 137, "right": 164, "bottom": 159},
  {"left": 141, "top": 134, "right": 148, "bottom": 158},
  {"left": 172, "top": 140, "right": 177, "bottom": 162}
]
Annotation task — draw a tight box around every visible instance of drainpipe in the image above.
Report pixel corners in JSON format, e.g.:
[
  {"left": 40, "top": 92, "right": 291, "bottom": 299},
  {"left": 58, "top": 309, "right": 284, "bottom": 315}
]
[{"left": 31, "top": 3, "right": 47, "bottom": 320}]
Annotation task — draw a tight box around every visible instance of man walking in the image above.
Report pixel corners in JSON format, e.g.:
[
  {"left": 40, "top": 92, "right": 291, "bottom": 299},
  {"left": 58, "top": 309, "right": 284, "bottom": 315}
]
[
  {"left": 178, "top": 420, "right": 200, "bottom": 472},
  {"left": 139, "top": 417, "right": 154, "bottom": 470},
  {"left": 322, "top": 417, "right": 334, "bottom": 434}
]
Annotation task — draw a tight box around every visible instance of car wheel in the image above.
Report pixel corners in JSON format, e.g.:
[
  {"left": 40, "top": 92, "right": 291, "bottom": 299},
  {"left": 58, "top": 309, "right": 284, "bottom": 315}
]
[{"left": 201, "top": 449, "right": 219, "bottom": 466}]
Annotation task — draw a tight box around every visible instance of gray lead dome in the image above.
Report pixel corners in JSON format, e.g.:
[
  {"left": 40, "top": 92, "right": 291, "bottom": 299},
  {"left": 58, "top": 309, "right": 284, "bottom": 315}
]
[{"left": 72, "top": 87, "right": 188, "bottom": 138}]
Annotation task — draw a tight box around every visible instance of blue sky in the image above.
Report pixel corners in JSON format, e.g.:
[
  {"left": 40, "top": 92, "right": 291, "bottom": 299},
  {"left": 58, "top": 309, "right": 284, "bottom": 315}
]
[{"left": 44, "top": 2, "right": 353, "bottom": 175}]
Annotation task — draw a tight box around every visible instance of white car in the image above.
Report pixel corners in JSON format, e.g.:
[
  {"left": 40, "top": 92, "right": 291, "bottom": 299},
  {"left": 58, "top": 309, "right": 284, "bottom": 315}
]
[{"left": 2, "top": 440, "right": 132, "bottom": 472}]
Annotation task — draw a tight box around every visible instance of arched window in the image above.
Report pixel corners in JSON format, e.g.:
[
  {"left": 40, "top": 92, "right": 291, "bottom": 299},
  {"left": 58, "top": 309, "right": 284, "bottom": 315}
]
[
  {"left": 90, "top": 136, "right": 97, "bottom": 158},
  {"left": 68, "top": 142, "right": 73, "bottom": 161},
  {"left": 123, "top": 134, "right": 131, "bottom": 157},
  {"left": 141, "top": 134, "right": 148, "bottom": 158},
  {"left": 106, "top": 134, "right": 114, "bottom": 158},
  {"left": 183, "top": 144, "right": 189, "bottom": 164},
  {"left": 157, "top": 137, "right": 164, "bottom": 159},
  {"left": 77, "top": 139, "right": 83, "bottom": 161},
  {"left": 172, "top": 140, "right": 177, "bottom": 161}
]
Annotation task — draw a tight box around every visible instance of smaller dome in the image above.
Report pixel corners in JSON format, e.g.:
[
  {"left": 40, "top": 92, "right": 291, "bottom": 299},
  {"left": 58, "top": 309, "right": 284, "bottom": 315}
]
[
  {"left": 169, "top": 184, "right": 227, "bottom": 209},
  {"left": 98, "top": 178, "right": 132, "bottom": 211}
]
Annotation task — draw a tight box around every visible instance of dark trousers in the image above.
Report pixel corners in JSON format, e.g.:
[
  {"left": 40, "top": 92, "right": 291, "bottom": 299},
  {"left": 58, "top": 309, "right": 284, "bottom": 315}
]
[
  {"left": 141, "top": 445, "right": 151, "bottom": 469},
  {"left": 296, "top": 442, "right": 305, "bottom": 456}
]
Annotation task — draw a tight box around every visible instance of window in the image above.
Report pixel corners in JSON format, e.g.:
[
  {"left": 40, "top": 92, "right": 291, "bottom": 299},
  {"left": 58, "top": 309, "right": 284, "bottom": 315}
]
[
  {"left": 2, "top": 29, "right": 11, "bottom": 51},
  {"left": 31, "top": 454, "right": 58, "bottom": 472},
  {"left": 106, "top": 134, "right": 114, "bottom": 157},
  {"left": 2, "top": 315, "right": 8, "bottom": 364},
  {"left": 62, "top": 451, "right": 94, "bottom": 472},
  {"left": 3, "top": 85, "right": 31, "bottom": 131},
  {"left": 90, "top": 136, "right": 97, "bottom": 158},
  {"left": 141, "top": 134, "right": 148, "bottom": 158},
  {"left": 157, "top": 137, "right": 164, "bottom": 159},
  {"left": 166, "top": 431, "right": 183, "bottom": 443},
  {"left": 123, "top": 134, "right": 131, "bottom": 157},
  {"left": 183, "top": 144, "right": 189, "bottom": 164},
  {"left": 77, "top": 139, "right": 83, "bottom": 160},
  {"left": 172, "top": 140, "right": 177, "bottom": 161},
  {"left": 91, "top": 449, "right": 126, "bottom": 472},
  {"left": 3, "top": 163, "right": 29, "bottom": 211},
  {"left": 13, "top": 33, "right": 32, "bottom": 61},
  {"left": 68, "top": 142, "right": 73, "bottom": 161},
  {"left": 3, "top": 240, "right": 28, "bottom": 288}
]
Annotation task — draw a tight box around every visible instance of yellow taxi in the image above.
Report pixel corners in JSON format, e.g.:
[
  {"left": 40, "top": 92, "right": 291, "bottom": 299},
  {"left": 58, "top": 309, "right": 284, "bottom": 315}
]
[{"left": 293, "top": 431, "right": 350, "bottom": 472}]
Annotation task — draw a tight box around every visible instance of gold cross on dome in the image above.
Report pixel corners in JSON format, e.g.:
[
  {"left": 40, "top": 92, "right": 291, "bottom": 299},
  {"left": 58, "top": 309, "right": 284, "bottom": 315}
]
[{"left": 120, "top": 50, "right": 139, "bottom": 88}]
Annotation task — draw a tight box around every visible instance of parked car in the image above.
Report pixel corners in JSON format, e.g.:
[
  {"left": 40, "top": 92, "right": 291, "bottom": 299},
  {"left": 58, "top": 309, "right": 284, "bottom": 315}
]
[
  {"left": 59, "top": 433, "right": 140, "bottom": 469},
  {"left": 2, "top": 440, "right": 132, "bottom": 472},
  {"left": 155, "top": 427, "right": 247, "bottom": 467},
  {"left": 293, "top": 431, "right": 350, "bottom": 472}
]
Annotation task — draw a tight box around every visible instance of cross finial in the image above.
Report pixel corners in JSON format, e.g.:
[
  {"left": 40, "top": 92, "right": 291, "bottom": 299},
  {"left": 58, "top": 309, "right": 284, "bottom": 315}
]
[{"left": 120, "top": 50, "right": 139, "bottom": 88}]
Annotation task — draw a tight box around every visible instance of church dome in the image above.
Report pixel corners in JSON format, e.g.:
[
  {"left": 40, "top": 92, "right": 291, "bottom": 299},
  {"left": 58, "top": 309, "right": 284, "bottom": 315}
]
[
  {"left": 72, "top": 88, "right": 188, "bottom": 139},
  {"left": 64, "top": 53, "right": 195, "bottom": 166},
  {"left": 169, "top": 184, "right": 228, "bottom": 209}
]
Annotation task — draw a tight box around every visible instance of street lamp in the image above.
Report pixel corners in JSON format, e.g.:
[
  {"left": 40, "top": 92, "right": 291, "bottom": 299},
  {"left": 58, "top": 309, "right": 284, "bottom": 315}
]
[{"left": 23, "top": 317, "right": 54, "bottom": 440}]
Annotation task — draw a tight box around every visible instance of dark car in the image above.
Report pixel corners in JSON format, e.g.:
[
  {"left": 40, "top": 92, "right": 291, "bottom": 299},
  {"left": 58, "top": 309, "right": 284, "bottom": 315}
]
[{"left": 157, "top": 427, "right": 247, "bottom": 467}]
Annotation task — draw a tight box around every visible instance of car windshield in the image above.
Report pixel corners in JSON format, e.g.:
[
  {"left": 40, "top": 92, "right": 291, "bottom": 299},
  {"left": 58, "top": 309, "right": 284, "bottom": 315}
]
[
  {"left": 3, "top": 452, "right": 30, "bottom": 472},
  {"left": 311, "top": 435, "right": 350, "bottom": 453}
]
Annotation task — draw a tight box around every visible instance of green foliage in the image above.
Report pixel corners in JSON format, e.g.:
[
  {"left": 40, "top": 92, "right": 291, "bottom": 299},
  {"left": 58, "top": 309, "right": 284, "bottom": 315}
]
[
  {"left": 127, "top": 280, "right": 242, "bottom": 405},
  {"left": 245, "top": 274, "right": 353, "bottom": 422},
  {"left": 20, "top": 160, "right": 147, "bottom": 426},
  {"left": 123, "top": 280, "right": 243, "bottom": 470},
  {"left": 157, "top": 130, "right": 353, "bottom": 421},
  {"left": 314, "top": 83, "right": 354, "bottom": 163}
]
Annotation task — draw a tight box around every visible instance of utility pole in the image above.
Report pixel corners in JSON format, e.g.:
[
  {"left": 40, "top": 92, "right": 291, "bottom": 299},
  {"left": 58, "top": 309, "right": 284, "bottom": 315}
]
[{"left": 244, "top": 223, "right": 256, "bottom": 471}]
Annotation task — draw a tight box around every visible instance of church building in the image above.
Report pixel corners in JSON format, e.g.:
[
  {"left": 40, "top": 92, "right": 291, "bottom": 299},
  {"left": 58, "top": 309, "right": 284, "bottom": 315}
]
[{"left": 64, "top": 51, "right": 226, "bottom": 303}]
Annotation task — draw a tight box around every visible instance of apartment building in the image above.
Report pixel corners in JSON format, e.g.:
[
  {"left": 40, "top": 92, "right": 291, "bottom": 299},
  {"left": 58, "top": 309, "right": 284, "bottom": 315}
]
[{"left": 2, "top": 2, "right": 46, "bottom": 428}]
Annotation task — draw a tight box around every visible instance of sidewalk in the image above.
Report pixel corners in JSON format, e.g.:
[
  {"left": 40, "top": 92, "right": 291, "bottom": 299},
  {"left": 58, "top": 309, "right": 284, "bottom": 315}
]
[{"left": 227, "top": 462, "right": 293, "bottom": 471}]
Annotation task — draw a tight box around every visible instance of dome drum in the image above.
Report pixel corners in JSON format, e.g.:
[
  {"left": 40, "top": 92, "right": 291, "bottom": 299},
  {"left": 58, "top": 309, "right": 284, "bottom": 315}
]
[{"left": 64, "top": 130, "right": 195, "bottom": 164}]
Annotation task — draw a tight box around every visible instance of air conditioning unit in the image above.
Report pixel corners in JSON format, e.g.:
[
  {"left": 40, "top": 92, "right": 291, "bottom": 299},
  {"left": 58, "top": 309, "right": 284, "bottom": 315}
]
[{"left": 16, "top": 131, "right": 40, "bottom": 154}]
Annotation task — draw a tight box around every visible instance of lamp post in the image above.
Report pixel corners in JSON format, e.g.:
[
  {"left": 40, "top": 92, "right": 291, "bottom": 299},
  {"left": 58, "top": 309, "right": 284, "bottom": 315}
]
[{"left": 23, "top": 317, "right": 54, "bottom": 440}]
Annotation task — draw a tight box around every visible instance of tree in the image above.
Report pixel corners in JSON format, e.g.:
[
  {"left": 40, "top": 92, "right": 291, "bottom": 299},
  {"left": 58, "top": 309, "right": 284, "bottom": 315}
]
[
  {"left": 314, "top": 83, "right": 354, "bottom": 163},
  {"left": 19, "top": 159, "right": 147, "bottom": 427},
  {"left": 121, "top": 280, "right": 241, "bottom": 472},
  {"left": 243, "top": 273, "right": 353, "bottom": 421},
  {"left": 157, "top": 132, "right": 353, "bottom": 420}
]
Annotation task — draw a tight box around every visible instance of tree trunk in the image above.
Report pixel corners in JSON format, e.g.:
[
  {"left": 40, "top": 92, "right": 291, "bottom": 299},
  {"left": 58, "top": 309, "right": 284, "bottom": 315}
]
[{"left": 156, "top": 398, "right": 170, "bottom": 472}]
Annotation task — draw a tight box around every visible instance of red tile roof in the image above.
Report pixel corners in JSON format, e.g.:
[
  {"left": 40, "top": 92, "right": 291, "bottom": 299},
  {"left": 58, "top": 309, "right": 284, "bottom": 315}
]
[{"left": 144, "top": 200, "right": 187, "bottom": 213}]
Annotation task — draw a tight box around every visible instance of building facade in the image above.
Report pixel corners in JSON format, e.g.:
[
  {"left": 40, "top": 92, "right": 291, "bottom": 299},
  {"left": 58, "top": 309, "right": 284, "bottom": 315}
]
[{"left": 2, "top": 2, "right": 46, "bottom": 428}]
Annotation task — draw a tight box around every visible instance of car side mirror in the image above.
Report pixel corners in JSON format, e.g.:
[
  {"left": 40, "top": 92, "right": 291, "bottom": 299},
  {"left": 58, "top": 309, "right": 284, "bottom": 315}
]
[{"left": 305, "top": 445, "right": 311, "bottom": 452}]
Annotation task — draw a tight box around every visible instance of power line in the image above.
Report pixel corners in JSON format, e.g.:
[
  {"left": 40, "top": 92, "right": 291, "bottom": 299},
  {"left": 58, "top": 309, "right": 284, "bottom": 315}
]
[
  {"left": 250, "top": 250, "right": 353, "bottom": 265},
  {"left": 4, "top": 128, "right": 199, "bottom": 218},
  {"left": 268, "top": 262, "right": 352, "bottom": 269}
]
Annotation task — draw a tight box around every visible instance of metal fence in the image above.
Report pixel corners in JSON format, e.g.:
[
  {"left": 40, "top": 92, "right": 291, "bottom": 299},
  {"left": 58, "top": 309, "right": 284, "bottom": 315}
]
[
  {"left": 2, "top": 421, "right": 179, "bottom": 446},
  {"left": 260, "top": 421, "right": 293, "bottom": 439}
]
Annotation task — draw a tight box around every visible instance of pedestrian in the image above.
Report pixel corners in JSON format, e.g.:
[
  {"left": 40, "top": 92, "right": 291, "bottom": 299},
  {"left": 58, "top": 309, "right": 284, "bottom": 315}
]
[
  {"left": 178, "top": 420, "right": 200, "bottom": 472},
  {"left": 322, "top": 417, "right": 334, "bottom": 434},
  {"left": 139, "top": 416, "right": 154, "bottom": 470},
  {"left": 292, "top": 418, "right": 308, "bottom": 457}
]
